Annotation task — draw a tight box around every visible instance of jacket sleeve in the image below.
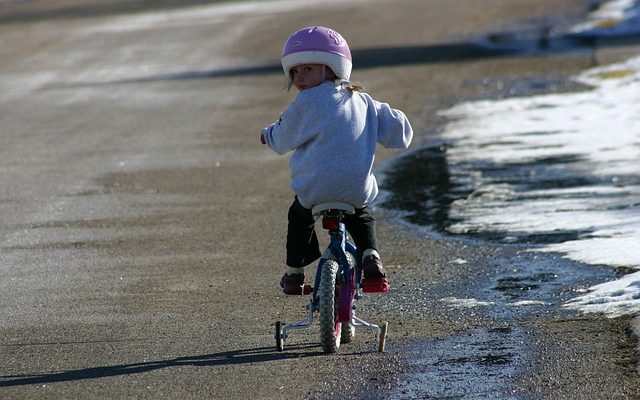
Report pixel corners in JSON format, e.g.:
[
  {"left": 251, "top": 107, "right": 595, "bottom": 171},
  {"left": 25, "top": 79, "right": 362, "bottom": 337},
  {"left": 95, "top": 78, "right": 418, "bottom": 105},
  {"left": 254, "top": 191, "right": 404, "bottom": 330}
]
[
  {"left": 261, "top": 95, "right": 319, "bottom": 155},
  {"left": 373, "top": 98, "right": 413, "bottom": 149}
]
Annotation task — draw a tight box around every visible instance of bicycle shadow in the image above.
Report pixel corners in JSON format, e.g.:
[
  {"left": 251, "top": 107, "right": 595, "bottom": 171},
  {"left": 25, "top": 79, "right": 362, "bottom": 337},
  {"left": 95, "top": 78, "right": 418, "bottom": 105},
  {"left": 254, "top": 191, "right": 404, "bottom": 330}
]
[{"left": 0, "top": 344, "right": 320, "bottom": 387}]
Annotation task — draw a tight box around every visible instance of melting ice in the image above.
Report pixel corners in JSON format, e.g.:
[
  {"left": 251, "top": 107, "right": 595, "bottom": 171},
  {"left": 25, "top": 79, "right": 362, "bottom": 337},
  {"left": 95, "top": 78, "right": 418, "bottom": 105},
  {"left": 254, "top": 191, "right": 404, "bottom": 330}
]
[{"left": 435, "top": 0, "right": 640, "bottom": 317}]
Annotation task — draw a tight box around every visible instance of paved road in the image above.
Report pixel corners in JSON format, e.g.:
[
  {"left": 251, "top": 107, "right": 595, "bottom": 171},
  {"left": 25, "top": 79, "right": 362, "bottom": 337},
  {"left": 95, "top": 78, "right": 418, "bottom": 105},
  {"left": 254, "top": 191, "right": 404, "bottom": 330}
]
[{"left": 1, "top": 0, "right": 638, "bottom": 399}]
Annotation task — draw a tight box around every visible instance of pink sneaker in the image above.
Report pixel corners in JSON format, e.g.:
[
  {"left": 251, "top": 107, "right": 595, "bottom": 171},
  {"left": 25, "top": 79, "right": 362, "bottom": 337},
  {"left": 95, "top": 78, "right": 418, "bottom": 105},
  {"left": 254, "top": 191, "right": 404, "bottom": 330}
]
[
  {"left": 280, "top": 273, "right": 312, "bottom": 295},
  {"left": 361, "top": 256, "right": 389, "bottom": 293}
]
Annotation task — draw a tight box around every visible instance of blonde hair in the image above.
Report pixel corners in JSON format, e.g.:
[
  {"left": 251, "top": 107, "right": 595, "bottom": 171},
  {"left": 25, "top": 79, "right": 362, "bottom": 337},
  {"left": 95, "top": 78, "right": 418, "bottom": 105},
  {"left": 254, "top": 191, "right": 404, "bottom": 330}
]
[{"left": 342, "top": 81, "right": 364, "bottom": 92}]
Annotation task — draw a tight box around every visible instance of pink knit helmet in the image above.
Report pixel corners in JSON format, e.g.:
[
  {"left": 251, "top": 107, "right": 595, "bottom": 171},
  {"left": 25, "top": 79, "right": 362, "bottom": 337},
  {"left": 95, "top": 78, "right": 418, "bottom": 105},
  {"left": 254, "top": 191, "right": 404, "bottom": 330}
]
[{"left": 281, "top": 26, "right": 353, "bottom": 81}]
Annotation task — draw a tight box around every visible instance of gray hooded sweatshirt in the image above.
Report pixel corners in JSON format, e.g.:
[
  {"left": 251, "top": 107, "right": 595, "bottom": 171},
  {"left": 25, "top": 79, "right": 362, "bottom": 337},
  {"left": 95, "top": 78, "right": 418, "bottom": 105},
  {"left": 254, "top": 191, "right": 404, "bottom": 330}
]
[{"left": 262, "top": 80, "right": 413, "bottom": 209}]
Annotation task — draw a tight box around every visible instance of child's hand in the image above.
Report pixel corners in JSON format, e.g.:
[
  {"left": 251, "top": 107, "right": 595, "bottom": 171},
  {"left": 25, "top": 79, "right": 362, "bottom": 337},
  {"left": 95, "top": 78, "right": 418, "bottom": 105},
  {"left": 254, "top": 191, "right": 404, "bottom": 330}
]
[{"left": 260, "top": 126, "right": 272, "bottom": 145}]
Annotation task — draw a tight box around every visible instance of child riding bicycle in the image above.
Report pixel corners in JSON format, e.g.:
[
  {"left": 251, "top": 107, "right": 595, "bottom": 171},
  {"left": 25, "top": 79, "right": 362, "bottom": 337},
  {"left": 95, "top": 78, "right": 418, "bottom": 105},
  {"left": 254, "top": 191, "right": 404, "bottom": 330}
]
[{"left": 260, "top": 26, "right": 413, "bottom": 295}]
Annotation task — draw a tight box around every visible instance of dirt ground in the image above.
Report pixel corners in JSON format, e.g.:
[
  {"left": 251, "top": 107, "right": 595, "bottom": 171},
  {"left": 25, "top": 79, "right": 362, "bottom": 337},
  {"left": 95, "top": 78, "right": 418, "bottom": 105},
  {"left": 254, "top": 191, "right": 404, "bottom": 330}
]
[{"left": 1, "top": 0, "right": 638, "bottom": 398}]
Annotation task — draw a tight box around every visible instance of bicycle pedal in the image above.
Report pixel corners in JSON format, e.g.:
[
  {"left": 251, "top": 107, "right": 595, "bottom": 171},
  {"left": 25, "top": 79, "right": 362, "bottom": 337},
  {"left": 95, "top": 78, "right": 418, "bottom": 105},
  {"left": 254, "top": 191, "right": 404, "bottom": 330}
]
[
  {"left": 281, "top": 274, "right": 312, "bottom": 295},
  {"left": 362, "top": 279, "right": 389, "bottom": 293},
  {"left": 283, "top": 284, "right": 313, "bottom": 295}
]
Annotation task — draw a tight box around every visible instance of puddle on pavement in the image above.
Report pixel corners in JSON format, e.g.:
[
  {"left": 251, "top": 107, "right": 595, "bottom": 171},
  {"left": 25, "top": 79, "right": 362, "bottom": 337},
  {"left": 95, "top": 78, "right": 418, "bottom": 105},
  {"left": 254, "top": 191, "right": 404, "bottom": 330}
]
[
  {"left": 494, "top": 272, "right": 558, "bottom": 300},
  {"left": 381, "top": 143, "right": 605, "bottom": 245},
  {"left": 392, "top": 327, "right": 527, "bottom": 399},
  {"left": 379, "top": 240, "right": 616, "bottom": 399}
]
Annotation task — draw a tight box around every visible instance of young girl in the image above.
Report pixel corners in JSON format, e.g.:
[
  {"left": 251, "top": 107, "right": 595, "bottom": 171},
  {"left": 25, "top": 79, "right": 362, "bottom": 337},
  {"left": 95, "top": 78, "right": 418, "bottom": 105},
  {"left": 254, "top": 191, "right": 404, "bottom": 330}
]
[{"left": 261, "top": 26, "right": 413, "bottom": 295}]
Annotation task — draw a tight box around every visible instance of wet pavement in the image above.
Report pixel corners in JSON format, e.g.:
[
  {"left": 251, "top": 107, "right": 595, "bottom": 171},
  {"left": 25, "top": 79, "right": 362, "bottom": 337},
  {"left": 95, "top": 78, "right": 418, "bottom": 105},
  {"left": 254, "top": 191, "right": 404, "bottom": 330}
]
[
  {"left": 393, "top": 326, "right": 528, "bottom": 399},
  {"left": 376, "top": 8, "right": 640, "bottom": 395},
  {"left": 382, "top": 249, "right": 614, "bottom": 400},
  {"left": 367, "top": 238, "right": 618, "bottom": 398}
]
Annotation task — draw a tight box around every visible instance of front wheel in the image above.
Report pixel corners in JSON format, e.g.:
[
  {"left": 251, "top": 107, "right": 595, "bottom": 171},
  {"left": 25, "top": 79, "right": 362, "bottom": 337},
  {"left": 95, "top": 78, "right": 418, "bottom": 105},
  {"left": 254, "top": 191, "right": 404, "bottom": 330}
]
[{"left": 318, "top": 260, "right": 341, "bottom": 353}]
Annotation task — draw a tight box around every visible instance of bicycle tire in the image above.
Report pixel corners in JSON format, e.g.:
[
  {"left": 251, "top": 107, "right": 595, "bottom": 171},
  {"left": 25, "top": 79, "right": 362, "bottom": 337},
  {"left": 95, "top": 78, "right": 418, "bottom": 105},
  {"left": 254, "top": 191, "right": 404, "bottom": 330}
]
[
  {"left": 318, "top": 259, "right": 341, "bottom": 353},
  {"left": 339, "top": 251, "right": 356, "bottom": 344},
  {"left": 340, "top": 323, "right": 355, "bottom": 344}
]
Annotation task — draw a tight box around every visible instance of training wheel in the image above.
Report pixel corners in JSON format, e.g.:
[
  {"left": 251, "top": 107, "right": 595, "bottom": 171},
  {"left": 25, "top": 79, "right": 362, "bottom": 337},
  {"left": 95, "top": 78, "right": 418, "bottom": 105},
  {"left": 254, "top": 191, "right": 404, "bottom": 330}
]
[
  {"left": 378, "top": 321, "right": 388, "bottom": 352},
  {"left": 275, "top": 321, "right": 284, "bottom": 352}
]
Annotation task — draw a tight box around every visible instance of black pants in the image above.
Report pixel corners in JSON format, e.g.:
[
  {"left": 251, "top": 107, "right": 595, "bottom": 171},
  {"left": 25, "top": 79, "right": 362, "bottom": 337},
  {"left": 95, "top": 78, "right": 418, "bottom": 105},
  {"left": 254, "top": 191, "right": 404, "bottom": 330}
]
[{"left": 286, "top": 197, "right": 378, "bottom": 268}]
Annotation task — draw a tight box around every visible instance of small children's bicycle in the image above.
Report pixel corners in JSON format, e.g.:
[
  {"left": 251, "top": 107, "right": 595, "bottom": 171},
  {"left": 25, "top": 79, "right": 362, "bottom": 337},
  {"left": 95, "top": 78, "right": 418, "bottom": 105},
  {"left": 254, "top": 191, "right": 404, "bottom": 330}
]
[{"left": 274, "top": 202, "right": 388, "bottom": 354}]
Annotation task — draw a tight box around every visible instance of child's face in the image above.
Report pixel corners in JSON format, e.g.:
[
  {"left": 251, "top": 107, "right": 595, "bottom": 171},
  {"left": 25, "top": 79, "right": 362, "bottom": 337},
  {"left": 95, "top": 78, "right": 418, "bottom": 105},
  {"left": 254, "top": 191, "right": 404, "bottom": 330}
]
[{"left": 290, "top": 64, "right": 325, "bottom": 91}]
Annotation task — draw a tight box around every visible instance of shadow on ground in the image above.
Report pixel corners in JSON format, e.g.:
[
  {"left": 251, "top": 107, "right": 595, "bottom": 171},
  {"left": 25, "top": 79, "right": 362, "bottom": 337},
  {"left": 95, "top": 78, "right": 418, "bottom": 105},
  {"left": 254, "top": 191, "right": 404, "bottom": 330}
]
[
  {"left": 0, "top": 344, "right": 319, "bottom": 387},
  {"left": 49, "top": 31, "right": 640, "bottom": 89}
]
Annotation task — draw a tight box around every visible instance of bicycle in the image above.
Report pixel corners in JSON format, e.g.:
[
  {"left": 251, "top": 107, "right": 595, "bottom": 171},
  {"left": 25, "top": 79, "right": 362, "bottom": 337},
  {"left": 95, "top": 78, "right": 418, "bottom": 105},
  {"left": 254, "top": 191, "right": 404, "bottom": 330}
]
[{"left": 274, "top": 201, "right": 388, "bottom": 354}]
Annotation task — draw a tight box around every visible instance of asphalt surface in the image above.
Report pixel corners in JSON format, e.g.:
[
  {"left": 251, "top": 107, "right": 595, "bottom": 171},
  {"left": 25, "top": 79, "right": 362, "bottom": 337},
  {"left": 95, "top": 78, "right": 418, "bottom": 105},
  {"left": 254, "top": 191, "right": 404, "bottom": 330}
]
[{"left": 1, "top": 0, "right": 639, "bottom": 399}]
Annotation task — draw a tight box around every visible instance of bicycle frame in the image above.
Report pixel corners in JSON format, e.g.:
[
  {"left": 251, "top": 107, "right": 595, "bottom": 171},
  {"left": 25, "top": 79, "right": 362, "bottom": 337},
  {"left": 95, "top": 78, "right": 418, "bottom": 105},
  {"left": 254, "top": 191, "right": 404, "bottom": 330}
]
[
  {"left": 311, "top": 217, "right": 357, "bottom": 319},
  {"left": 278, "top": 208, "right": 383, "bottom": 349}
]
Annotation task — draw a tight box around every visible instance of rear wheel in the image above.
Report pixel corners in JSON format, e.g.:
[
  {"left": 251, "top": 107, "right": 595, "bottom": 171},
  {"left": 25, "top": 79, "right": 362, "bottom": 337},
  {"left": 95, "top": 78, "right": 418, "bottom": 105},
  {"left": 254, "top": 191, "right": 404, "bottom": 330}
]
[
  {"left": 318, "top": 260, "right": 341, "bottom": 353},
  {"left": 338, "top": 252, "right": 356, "bottom": 344},
  {"left": 340, "top": 323, "right": 355, "bottom": 344}
]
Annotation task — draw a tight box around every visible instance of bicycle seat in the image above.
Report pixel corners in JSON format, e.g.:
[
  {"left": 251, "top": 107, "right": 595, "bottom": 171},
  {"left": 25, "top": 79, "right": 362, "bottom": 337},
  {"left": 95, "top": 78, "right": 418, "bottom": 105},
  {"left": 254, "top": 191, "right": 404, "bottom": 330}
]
[{"left": 312, "top": 202, "right": 356, "bottom": 216}]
